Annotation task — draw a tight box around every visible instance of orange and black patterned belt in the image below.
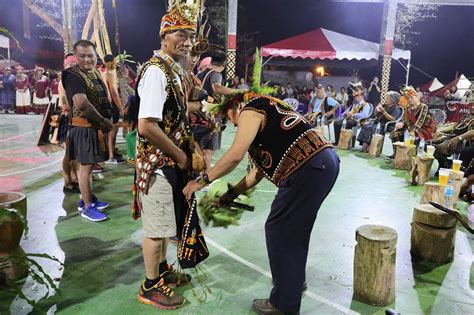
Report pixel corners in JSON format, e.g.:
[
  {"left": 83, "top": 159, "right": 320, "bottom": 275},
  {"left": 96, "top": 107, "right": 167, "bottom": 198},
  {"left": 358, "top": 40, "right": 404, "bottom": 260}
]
[{"left": 71, "top": 117, "right": 93, "bottom": 128}]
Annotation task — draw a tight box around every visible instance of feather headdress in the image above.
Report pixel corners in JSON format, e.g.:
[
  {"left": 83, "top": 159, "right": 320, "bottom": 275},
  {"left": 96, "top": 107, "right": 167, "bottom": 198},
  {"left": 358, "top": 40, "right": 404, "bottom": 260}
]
[{"left": 160, "top": 0, "right": 202, "bottom": 35}]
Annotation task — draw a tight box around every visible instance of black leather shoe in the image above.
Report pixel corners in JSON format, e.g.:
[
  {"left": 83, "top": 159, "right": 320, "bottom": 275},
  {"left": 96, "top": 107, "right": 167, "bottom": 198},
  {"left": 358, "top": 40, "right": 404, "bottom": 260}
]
[{"left": 252, "top": 299, "right": 285, "bottom": 315}]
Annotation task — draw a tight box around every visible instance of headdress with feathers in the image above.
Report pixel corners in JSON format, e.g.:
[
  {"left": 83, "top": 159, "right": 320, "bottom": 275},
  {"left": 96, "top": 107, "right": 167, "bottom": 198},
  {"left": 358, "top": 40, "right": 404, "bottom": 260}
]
[
  {"left": 161, "top": 0, "right": 203, "bottom": 36},
  {"left": 399, "top": 85, "right": 418, "bottom": 107}
]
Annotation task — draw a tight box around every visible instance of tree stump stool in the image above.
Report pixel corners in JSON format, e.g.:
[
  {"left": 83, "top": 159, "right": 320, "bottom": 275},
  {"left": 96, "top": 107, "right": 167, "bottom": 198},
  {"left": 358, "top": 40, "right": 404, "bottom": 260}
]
[
  {"left": 394, "top": 143, "right": 416, "bottom": 170},
  {"left": 410, "top": 155, "right": 434, "bottom": 185},
  {"left": 420, "top": 182, "right": 445, "bottom": 205},
  {"left": 449, "top": 170, "right": 464, "bottom": 207},
  {"left": 338, "top": 129, "right": 353, "bottom": 150},
  {"left": 410, "top": 204, "right": 457, "bottom": 263},
  {"left": 0, "top": 192, "right": 28, "bottom": 283},
  {"left": 354, "top": 225, "right": 398, "bottom": 306},
  {"left": 369, "top": 134, "right": 384, "bottom": 157},
  {"left": 315, "top": 126, "right": 324, "bottom": 134}
]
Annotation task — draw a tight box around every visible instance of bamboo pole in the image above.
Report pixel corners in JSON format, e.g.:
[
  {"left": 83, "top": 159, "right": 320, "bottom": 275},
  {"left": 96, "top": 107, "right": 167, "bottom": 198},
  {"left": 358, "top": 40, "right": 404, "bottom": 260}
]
[
  {"left": 81, "top": 0, "right": 97, "bottom": 40},
  {"left": 92, "top": 13, "right": 105, "bottom": 58},
  {"left": 23, "top": 0, "right": 67, "bottom": 40},
  {"left": 97, "top": 0, "right": 112, "bottom": 55}
]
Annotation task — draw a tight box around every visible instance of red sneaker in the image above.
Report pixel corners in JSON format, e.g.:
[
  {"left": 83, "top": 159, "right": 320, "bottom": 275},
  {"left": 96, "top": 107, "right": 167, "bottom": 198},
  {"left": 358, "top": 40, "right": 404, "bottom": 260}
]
[{"left": 92, "top": 164, "right": 103, "bottom": 173}]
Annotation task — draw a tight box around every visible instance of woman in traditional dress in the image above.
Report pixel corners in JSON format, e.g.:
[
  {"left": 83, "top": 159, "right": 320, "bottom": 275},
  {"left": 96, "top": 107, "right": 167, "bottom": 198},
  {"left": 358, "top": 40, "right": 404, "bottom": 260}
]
[
  {"left": 31, "top": 66, "right": 50, "bottom": 114},
  {"left": 14, "top": 65, "right": 31, "bottom": 114}
]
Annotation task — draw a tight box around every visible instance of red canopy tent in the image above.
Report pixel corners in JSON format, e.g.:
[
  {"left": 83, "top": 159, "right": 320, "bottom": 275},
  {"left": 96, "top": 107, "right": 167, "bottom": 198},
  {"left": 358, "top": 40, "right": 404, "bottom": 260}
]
[
  {"left": 419, "top": 77, "right": 444, "bottom": 93},
  {"left": 261, "top": 28, "right": 411, "bottom": 61},
  {"left": 429, "top": 74, "right": 471, "bottom": 98}
]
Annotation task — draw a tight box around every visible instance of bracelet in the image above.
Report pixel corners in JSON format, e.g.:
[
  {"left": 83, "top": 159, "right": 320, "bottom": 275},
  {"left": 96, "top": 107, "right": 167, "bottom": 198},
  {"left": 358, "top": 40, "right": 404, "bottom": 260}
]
[{"left": 197, "top": 173, "right": 212, "bottom": 186}]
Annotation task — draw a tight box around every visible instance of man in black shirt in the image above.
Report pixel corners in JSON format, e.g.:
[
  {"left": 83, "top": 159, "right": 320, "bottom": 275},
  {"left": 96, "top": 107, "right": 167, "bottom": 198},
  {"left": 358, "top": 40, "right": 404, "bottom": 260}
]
[
  {"left": 62, "top": 40, "right": 113, "bottom": 222},
  {"left": 194, "top": 51, "right": 241, "bottom": 169}
]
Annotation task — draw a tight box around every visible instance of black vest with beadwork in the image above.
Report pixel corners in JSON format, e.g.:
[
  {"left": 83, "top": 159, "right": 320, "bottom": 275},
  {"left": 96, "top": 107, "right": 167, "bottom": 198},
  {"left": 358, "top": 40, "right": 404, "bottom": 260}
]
[
  {"left": 321, "top": 97, "right": 331, "bottom": 113},
  {"left": 135, "top": 54, "right": 191, "bottom": 193},
  {"left": 138, "top": 58, "right": 185, "bottom": 137},
  {"left": 244, "top": 96, "right": 333, "bottom": 186},
  {"left": 62, "top": 65, "right": 112, "bottom": 119}
]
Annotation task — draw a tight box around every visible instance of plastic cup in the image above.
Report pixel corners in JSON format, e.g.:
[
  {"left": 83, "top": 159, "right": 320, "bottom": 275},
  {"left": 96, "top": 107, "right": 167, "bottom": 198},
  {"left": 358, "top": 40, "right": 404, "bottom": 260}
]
[
  {"left": 452, "top": 159, "right": 462, "bottom": 172},
  {"left": 438, "top": 168, "right": 450, "bottom": 186},
  {"left": 426, "top": 145, "right": 435, "bottom": 158}
]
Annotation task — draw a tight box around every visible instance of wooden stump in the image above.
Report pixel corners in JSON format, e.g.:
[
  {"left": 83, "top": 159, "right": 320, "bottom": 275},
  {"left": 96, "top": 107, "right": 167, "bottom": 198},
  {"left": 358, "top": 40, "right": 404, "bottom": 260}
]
[
  {"left": 410, "top": 204, "right": 457, "bottom": 263},
  {"left": 315, "top": 126, "right": 324, "bottom": 134},
  {"left": 410, "top": 155, "right": 435, "bottom": 185},
  {"left": 354, "top": 225, "right": 398, "bottom": 306},
  {"left": 420, "top": 182, "right": 445, "bottom": 205},
  {"left": 449, "top": 170, "right": 464, "bottom": 207},
  {"left": 338, "top": 129, "right": 353, "bottom": 150},
  {"left": 394, "top": 143, "right": 416, "bottom": 170},
  {"left": 369, "top": 134, "right": 384, "bottom": 157},
  {"left": 0, "top": 192, "right": 28, "bottom": 283}
]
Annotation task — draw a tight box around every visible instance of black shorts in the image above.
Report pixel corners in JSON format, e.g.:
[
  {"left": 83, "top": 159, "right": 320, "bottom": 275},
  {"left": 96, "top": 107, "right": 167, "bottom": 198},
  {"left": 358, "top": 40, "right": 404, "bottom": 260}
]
[
  {"left": 66, "top": 127, "right": 104, "bottom": 164},
  {"left": 192, "top": 125, "right": 219, "bottom": 151},
  {"left": 111, "top": 104, "right": 120, "bottom": 124}
]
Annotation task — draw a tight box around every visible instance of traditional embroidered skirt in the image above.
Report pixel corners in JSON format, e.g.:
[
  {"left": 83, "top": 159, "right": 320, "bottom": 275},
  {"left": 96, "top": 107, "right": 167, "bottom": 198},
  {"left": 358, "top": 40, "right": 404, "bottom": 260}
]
[{"left": 15, "top": 90, "right": 32, "bottom": 113}]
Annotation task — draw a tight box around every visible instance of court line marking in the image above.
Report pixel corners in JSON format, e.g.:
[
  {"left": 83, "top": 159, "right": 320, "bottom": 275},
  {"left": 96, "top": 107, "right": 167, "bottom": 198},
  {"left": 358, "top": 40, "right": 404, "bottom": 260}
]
[
  {"left": 0, "top": 141, "right": 36, "bottom": 144},
  {"left": 0, "top": 158, "right": 62, "bottom": 177},
  {"left": 0, "top": 130, "right": 38, "bottom": 142},
  {"left": 255, "top": 189, "right": 277, "bottom": 193},
  {"left": 206, "top": 238, "right": 359, "bottom": 315}
]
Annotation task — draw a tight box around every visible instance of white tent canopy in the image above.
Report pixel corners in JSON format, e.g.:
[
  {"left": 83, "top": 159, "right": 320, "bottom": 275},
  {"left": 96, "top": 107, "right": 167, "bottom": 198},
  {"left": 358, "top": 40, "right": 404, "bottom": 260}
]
[{"left": 456, "top": 74, "right": 472, "bottom": 97}]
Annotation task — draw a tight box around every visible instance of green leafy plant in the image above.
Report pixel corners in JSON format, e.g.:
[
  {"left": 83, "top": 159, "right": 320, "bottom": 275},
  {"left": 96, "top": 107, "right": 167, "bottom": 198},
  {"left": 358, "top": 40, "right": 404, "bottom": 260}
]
[
  {"left": 0, "top": 207, "right": 62, "bottom": 314},
  {"left": 115, "top": 50, "right": 136, "bottom": 64},
  {"left": 198, "top": 180, "right": 254, "bottom": 228},
  {"left": 0, "top": 27, "right": 23, "bottom": 52}
]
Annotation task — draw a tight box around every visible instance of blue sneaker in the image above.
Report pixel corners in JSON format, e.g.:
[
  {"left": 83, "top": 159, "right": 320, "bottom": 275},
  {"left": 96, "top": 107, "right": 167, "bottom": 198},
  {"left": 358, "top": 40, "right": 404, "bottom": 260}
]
[
  {"left": 81, "top": 205, "right": 108, "bottom": 222},
  {"left": 78, "top": 196, "right": 109, "bottom": 212}
]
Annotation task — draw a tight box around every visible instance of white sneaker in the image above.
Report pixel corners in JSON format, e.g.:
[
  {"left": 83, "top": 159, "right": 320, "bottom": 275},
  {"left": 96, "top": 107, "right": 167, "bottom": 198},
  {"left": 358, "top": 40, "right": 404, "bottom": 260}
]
[{"left": 105, "top": 158, "right": 125, "bottom": 165}]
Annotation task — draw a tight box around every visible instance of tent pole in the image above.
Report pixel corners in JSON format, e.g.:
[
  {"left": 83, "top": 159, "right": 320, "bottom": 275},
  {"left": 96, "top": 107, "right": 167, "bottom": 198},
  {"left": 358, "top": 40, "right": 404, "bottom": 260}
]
[
  {"left": 262, "top": 55, "right": 273, "bottom": 67},
  {"left": 406, "top": 58, "right": 411, "bottom": 86},
  {"left": 244, "top": 62, "right": 248, "bottom": 81},
  {"left": 7, "top": 46, "right": 10, "bottom": 67}
]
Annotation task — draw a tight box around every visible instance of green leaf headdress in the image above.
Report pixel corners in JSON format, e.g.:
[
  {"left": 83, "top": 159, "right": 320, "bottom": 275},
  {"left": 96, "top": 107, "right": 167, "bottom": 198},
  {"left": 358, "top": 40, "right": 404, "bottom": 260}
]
[{"left": 115, "top": 50, "right": 136, "bottom": 65}]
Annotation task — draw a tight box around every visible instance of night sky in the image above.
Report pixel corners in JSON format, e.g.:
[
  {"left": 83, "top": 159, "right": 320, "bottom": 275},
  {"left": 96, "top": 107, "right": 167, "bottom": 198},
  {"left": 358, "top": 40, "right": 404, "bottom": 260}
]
[{"left": 1, "top": 0, "right": 473, "bottom": 87}]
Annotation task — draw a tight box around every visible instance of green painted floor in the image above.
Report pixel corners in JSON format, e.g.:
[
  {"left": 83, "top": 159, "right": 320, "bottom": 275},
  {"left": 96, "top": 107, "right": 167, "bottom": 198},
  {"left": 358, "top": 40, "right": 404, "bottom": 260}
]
[{"left": 1, "top": 115, "right": 473, "bottom": 314}]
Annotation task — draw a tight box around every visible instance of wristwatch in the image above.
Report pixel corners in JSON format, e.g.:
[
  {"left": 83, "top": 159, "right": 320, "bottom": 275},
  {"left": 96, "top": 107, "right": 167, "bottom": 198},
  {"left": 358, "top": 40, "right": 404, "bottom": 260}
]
[{"left": 197, "top": 173, "right": 212, "bottom": 186}]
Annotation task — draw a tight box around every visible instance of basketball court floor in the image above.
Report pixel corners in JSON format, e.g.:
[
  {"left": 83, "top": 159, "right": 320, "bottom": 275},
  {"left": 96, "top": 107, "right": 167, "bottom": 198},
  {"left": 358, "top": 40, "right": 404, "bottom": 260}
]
[{"left": 1, "top": 114, "right": 473, "bottom": 314}]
